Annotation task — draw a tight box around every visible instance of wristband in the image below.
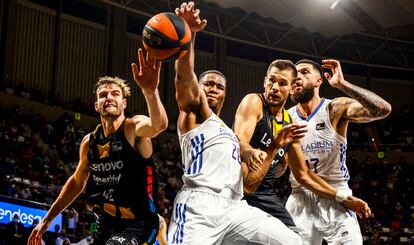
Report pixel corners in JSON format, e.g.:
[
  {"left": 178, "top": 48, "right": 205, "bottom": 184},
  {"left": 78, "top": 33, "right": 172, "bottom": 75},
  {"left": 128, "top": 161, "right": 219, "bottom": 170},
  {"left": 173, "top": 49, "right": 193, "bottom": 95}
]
[{"left": 335, "top": 189, "right": 348, "bottom": 203}]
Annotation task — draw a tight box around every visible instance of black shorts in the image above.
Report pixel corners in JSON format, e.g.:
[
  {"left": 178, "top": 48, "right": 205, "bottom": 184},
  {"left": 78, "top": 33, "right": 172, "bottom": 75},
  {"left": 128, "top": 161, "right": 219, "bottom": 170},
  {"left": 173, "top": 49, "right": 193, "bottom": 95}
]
[
  {"left": 93, "top": 213, "right": 159, "bottom": 245},
  {"left": 243, "top": 192, "right": 296, "bottom": 228}
]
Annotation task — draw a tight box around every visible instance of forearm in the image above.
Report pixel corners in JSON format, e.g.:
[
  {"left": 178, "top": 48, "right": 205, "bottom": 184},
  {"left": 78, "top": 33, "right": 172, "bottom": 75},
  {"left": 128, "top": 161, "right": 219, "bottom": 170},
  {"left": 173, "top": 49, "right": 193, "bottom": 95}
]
[
  {"left": 337, "top": 81, "right": 391, "bottom": 119},
  {"left": 243, "top": 142, "right": 278, "bottom": 187},
  {"left": 143, "top": 89, "right": 168, "bottom": 134},
  {"left": 294, "top": 169, "right": 337, "bottom": 200},
  {"left": 42, "top": 176, "right": 85, "bottom": 225},
  {"left": 175, "top": 33, "right": 199, "bottom": 111}
]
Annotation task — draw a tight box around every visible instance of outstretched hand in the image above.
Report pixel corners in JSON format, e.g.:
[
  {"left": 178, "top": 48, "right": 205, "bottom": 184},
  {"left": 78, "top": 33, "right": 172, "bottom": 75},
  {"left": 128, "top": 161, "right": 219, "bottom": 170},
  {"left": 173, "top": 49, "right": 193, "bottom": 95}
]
[
  {"left": 273, "top": 123, "right": 307, "bottom": 148},
  {"left": 175, "top": 1, "right": 207, "bottom": 33},
  {"left": 342, "top": 196, "right": 372, "bottom": 218},
  {"left": 131, "top": 48, "right": 161, "bottom": 94},
  {"left": 27, "top": 221, "right": 50, "bottom": 245}
]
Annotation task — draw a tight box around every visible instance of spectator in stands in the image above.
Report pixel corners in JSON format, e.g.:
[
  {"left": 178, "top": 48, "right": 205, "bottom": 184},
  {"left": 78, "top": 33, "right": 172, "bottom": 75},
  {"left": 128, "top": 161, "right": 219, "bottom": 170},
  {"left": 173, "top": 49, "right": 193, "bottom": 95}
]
[{"left": 6, "top": 214, "right": 26, "bottom": 245}]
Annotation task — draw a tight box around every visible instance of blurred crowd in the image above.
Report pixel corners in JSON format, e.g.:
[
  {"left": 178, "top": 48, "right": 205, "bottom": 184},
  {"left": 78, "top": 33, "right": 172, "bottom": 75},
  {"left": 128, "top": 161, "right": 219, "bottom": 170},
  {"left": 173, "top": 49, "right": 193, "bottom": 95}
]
[{"left": 0, "top": 84, "right": 413, "bottom": 244}]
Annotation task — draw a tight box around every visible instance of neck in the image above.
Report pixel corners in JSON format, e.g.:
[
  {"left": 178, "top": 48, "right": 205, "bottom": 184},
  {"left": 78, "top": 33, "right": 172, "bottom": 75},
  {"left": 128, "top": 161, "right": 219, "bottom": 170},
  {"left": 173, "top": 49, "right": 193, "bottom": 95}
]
[
  {"left": 298, "top": 95, "right": 322, "bottom": 118},
  {"left": 101, "top": 114, "right": 125, "bottom": 137}
]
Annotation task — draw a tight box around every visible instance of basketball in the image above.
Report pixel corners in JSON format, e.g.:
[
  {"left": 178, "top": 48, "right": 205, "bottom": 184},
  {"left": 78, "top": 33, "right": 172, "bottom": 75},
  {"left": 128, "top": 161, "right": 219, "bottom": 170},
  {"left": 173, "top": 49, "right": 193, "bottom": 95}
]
[{"left": 142, "top": 12, "right": 191, "bottom": 61}]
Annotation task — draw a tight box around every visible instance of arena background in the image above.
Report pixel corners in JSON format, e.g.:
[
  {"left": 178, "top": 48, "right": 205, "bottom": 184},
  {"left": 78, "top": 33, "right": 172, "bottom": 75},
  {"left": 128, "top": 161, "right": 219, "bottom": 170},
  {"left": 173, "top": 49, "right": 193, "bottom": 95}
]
[{"left": 0, "top": 0, "right": 413, "bottom": 244}]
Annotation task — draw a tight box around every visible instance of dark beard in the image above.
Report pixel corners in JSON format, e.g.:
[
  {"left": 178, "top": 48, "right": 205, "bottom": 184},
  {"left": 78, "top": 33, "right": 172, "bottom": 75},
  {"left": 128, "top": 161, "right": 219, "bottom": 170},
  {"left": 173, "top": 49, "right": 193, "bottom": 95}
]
[{"left": 291, "top": 87, "right": 314, "bottom": 103}]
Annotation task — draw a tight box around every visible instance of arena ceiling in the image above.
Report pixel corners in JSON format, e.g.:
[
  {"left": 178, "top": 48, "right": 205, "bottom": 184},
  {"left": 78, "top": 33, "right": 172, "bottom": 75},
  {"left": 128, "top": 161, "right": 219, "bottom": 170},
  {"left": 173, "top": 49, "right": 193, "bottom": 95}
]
[{"left": 102, "top": 0, "right": 414, "bottom": 72}]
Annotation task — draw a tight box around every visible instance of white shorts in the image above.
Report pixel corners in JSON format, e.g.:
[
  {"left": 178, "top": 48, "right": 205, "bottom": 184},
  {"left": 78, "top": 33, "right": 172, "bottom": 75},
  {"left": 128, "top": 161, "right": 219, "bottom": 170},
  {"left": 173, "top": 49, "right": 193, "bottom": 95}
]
[
  {"left": 286, "top": 189, "right": 362, "bottom": 245},
  {"left": 167, "top": 188, "right": 302, "bottom": 245}
]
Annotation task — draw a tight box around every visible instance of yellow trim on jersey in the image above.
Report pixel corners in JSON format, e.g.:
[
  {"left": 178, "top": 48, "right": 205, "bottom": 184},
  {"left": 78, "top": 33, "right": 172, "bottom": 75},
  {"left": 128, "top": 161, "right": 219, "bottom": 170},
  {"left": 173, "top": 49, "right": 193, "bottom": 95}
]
[
  {"left": 272, "top": 109, "right": 291, "bottom": 137},
  {"left": 103, "top": 203, "right": 136, "bottom": 219}
]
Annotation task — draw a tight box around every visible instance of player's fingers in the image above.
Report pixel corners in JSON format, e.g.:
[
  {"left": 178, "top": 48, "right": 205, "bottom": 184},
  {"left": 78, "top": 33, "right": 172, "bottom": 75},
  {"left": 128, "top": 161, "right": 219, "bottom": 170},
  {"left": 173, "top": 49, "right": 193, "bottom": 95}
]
[
  {"left": 259, "top": 151, "right": 267, "bottom": 161},
  {"left": 201, "top": 19, "right": 207, "bottom": 27},
  {"left": 175, "top": 7, "right": 180, "bottom": 15},
  {"left": 365, "top": 204, "right": 371, "bottom": 218},
  {"left": 194, "top": 8, "right": 200, "bottom": 18},
  {"left": 131, "top": 63, "right": 139, "bottom": 80},
  {"left": 138, "top": 48, "right": 145, "bottom": 67},
  {"left": 155, "top": 60, "right": 162, "bottom": 72},
  {"left": 294, "top": 128, "right": 308, "bottom": 134},
  {"left": 321, "top": 64, "right": 334, "bottom": 71},
  {"left": 187, "top": 1, "right": 195, "bottom": 12},
  {"left": 180, "top": 2, "right": 187, "bottom": 13}
]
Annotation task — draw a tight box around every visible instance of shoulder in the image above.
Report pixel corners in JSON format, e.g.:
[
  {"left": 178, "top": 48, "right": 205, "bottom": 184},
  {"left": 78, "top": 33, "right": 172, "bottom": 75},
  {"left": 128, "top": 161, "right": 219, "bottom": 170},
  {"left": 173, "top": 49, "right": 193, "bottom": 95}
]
[
  {"left": 81, "top": 133, "right": 91, "bottom": 146},
  {"left": 128, "top": 115, "right": 149, "bottom": 124},
  {"left": 239, "top": 93, "right": 263, "bottom": 110},
  {"left": 79, "top": 133, "right": 91, "bottom": 156}
]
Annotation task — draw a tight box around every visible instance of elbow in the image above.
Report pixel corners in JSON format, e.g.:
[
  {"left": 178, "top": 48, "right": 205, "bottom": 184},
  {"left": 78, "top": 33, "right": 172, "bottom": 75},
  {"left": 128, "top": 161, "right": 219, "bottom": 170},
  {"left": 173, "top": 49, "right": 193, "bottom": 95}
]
[
  {"left": 374, "top": 101, "right": 392, "bottom": 119},
  {"left": 159, "top": 117, "right": 169, "bottom": 132},
  {"left": 153, "top": 117, "right": 169, "bottom": 136},
  {"left": 382, "top": 102, "right": 392, "bottom": 118},
  {"left": 293, "top": 171, "right": 310, "bottom": 187}
]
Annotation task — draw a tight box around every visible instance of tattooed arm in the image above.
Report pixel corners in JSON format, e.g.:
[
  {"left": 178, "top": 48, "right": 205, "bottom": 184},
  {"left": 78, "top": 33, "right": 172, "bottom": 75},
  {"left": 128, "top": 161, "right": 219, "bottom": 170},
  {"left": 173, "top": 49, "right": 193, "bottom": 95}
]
[{"left": 322, "top": 59, "right": 391, "bottom": 123}]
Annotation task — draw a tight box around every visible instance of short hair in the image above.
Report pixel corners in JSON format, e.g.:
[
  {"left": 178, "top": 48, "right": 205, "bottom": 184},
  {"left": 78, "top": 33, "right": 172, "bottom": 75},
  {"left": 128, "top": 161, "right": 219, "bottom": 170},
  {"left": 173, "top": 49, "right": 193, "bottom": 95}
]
[
  {"left": 93, "top": 76, "right": 131, "bottom": 98},
  {"left": 199, "top": 70, "right": 227, "bottom": 84},
  {"left": 266, "top": 60, "right": 297, "bottom": 80},
  {"left": 295, "top": 59, "right": 332, "bottom": 82}
]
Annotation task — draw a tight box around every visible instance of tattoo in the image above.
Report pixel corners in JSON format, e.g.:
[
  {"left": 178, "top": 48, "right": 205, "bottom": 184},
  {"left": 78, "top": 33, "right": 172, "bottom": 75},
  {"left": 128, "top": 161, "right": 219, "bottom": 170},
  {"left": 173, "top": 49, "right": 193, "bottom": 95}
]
[{"left": 340, "top": 83, "right": 391, "bottom": 122}]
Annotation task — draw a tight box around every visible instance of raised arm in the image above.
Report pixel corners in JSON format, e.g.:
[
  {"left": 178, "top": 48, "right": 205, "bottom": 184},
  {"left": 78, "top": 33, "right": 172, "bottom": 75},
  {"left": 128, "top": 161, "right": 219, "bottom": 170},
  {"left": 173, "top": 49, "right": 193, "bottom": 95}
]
[
  {"left": 28, "top": 135, "right": 91, "bottom": 245},
  {"left": 174, "top": 2, "right": 208, "bottom": 114},
  {"left": 131, "top": 48, "right": 168, "bottom": 138},
  {"left": 287, "top": 141, "right": 371, "bottom": 218},
  {"left": 322, "top": 59, "right": 391, "bottom": 124}
]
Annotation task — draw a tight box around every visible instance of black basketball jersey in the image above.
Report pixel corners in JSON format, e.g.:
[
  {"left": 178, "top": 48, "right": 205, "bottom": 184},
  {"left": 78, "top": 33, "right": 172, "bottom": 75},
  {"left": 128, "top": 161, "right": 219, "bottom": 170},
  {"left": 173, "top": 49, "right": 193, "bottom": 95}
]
[
  {"left": 86, "top": 119, "right": 158, "bottom": 221},
  {"left": 248, "top": 93, "right": 292, "bottom": 193}
]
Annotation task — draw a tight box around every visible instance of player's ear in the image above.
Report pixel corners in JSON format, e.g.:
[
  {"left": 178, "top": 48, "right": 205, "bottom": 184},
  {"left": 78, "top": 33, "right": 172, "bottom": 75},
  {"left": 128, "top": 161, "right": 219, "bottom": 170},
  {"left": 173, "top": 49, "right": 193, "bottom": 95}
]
[
  {"left": 94, "top": 101, "right": 99, "bottom": 112},
  {"left": 122, "top": 98, "right": 127, "bottom": 109}
]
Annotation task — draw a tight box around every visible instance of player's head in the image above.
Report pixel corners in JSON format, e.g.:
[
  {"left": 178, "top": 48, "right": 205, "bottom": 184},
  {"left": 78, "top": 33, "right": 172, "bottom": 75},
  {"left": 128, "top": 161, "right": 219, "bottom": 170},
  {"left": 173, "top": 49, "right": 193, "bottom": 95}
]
[
  {"left": 264, "top": 59, "right": 297, "bottom": 108},
  {"left": 199, "top": 70, "right": 227, "bottom": 115},
  {"left": 93, "top": 76, "right": 130, "bottom": 119},
  {"left": 292, "top": 59, "right": 326, "bottom": 103}
]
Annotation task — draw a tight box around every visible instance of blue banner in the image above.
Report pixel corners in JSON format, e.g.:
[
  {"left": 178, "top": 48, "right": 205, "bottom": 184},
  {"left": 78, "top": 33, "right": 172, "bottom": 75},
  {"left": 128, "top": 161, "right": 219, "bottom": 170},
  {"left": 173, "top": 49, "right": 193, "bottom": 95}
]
[{"left": 0, "top": 201, "right": 62, "bottom": 232}]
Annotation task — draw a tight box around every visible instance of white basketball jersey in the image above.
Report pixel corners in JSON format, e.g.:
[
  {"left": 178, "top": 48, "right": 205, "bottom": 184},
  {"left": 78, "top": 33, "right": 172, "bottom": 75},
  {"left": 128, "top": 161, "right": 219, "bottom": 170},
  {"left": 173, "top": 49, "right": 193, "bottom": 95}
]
[
  {"left": 288, "top": 99, "right": 350, "bottom": 190},
  {"left": 178, "top": 113, "right": 243, "bottom": 198}
]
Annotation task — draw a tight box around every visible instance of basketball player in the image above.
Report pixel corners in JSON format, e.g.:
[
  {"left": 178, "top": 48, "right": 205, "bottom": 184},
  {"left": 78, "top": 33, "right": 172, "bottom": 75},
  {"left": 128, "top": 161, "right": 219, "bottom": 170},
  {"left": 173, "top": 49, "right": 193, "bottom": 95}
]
[
  {"left": 286, "top": 59, "right": 391, "bottom": 244},
  {"left": 27, "top": 49, "right": 168, "bottom": 245},
  {"left": 233, "top": 59, "right": 372, "bottom": 234},
  {"left": 167, "top": 2, "right": 302, "bottom": 244}
]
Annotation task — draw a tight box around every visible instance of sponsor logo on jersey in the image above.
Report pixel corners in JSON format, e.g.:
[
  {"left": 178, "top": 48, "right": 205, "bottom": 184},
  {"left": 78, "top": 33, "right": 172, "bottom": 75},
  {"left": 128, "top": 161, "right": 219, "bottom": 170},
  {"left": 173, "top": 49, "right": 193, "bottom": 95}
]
[
  {"left": 92, "top": 174, "right": 121, "bottom": 185},
  {"left": 316, "top": 122, "right": 325, "bottom": 130},
  {"left": 260, "top": 133, "right": 272, "bottom": 148},
  {"left": 302, "top": 140, "right": 333, "bottom": 152},
  {"left": 219, "top": 127, "right": 238, "bottom": 142},
  {"left": 111, "top": 141, "right": 122, "bottom": 151},
  {"left": 97, "top": 141, "right": 111, "bottom": 158},
  {"left": 109, "top": 235, "right": 126, "bottom": 244},
  {"left": 91, "top": 161, "right": 124, "bottom": 172}
]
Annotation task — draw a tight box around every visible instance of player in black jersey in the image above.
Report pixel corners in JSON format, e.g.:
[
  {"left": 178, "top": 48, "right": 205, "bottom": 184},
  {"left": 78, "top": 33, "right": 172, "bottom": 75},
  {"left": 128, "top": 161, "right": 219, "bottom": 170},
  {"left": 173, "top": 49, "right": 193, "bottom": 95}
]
[
  {"left": 233, "top": 59, "right": 371, "bottom": 232},
  {"left": 28, "top": 49, "right": 168, "bottom": 245}
]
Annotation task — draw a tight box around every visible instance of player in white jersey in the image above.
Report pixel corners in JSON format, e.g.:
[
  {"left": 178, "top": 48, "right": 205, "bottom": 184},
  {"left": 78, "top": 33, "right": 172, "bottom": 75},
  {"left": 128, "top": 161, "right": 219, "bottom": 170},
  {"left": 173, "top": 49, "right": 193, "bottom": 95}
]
[
  {"left": 167, "top": 2, "right": 302, "bottom": 244},
  {"left": 287, "top": 59, "right": 392, "bottom": 244}
]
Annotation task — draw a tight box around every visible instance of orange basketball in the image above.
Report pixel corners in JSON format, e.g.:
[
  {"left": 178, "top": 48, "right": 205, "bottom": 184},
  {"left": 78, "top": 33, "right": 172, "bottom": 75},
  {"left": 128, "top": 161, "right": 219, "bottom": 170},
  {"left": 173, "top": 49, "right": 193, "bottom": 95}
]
[{"left": 142, "top": 12, "right": 191, "bottom": 61}]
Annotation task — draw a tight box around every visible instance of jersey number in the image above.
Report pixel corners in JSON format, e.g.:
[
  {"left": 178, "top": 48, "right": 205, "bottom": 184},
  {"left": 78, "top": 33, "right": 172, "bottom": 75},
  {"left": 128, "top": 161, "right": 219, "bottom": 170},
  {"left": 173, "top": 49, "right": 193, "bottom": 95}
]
[
  {"left": 232, "top": 144, "right": 241, "bottom": 164},
  {"left": 305, "top": 158, "right": 319, "bottom": 173},
  {"left": 103, "top": 189, "right": 114, "bottom": 202}
]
